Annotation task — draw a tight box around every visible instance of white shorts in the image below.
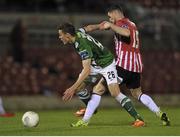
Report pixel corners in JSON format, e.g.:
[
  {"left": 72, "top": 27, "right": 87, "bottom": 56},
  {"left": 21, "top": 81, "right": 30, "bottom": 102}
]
[{"left": 90, "top": 60, "right": 118, "bottom": 85}]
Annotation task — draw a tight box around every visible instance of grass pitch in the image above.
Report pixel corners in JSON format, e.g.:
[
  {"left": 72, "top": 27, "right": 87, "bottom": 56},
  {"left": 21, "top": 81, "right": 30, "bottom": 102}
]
[{"left": 0, "top": 107, "right": 179, "bottom": 136}]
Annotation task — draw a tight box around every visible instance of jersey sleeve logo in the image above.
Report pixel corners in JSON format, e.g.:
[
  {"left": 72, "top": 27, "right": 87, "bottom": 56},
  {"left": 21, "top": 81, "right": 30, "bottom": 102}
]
[
  {"left": 79, "top": 50, "right": 90, "bottom": 60},
  {"left": 78, "top": 28, "right": 86, "bottom": 33}
]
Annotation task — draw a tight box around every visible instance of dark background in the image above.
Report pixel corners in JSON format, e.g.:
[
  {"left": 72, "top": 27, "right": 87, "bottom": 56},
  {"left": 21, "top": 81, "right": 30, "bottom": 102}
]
[{"left": 0, "top": 0, "right": 179, "bottom": 96}]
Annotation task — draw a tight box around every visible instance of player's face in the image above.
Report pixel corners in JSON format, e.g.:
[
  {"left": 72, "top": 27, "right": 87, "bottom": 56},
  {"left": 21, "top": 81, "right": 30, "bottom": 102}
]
[
  {"left": 58, "top": 30, "right": 71, "bottom": 45},
  {"left": 108, "top": 11, "right": 116, "bottom": 24}
]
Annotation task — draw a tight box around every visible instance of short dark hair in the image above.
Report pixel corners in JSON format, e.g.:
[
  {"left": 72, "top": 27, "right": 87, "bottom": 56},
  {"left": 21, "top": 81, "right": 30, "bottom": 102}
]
[
  {"left": 59, "top": 22, "right": 76, "bottom": 36},
  {"left": 106, "top": 4, "right": 123, "bottom": 13}
]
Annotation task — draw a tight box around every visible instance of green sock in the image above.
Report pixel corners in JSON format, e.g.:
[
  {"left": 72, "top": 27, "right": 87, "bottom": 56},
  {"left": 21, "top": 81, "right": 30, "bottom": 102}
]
[
  {"left": 121, "top": 97, "right": 143, "bottom": 121},
  {"left": 81, "top": 98, "right": 90, "bottom": 106},
  {"left": 77, "top": 89, "right": 91, "bottom": 106}
]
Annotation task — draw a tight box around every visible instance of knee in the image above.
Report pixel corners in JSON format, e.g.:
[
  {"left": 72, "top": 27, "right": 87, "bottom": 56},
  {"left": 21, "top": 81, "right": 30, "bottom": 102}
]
[
  {"left": 130, "top": 88, "right": 142, "bottom": 99},
  {"left": 93, "top": 84, "right": 105, "bottom": 96},
  {"left": 131, "top": 91, "right": 138, "bottom": 99}
]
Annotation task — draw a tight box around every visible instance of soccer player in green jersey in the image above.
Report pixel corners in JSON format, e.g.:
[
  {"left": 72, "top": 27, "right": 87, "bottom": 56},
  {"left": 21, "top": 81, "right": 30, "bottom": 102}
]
[{"left": 59, "top": 22, "right": 145, "bottom": 127}]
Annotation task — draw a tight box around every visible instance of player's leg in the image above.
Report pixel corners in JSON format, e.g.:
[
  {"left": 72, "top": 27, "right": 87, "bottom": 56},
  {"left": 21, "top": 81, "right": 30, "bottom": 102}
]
[
  {"left": 81, "top": 78, "right": 105, "bottom": 122},
  {"left": 76, "top": 81, "right": 91, "bottom": 106},
  {"left": 76, "top": 75, "right": 102, "bottom": 105},
  {"left": 122, "top": 68, "right": 170, "bottom": 126},
  {"left": 0, "top": 97, "right": 6, "bottom": 114},
  {"left": 75, "top": 82, "right": 90, "bottom": 117},
  {"left": 75, "top": 75, "right": 102, "bottom": 117},
  {"left": 107, "top": 83, "right": 144, "bottom": 127},
  {"left": 0, "top": 97, "right": 15, "bottom": 117},
  {"left": 71, "top": 78, "right": 105, "bottom": 127},
  {"left": 103, "top": 61, "right": 144, "bottom": 127},
  {"left": 130, "top": 87, "right": 170, "bottom": 126}
]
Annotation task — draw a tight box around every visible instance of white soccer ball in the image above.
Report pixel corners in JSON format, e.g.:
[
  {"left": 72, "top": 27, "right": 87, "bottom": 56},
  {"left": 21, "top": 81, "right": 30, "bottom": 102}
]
[{"left": 22, "top": 111, "right": 39, "bottom": 127}]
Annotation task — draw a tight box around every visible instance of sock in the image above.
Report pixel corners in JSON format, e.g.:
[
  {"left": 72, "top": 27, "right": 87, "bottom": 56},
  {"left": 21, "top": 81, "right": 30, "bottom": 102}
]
[
  {"left": 0, "top": 97, "right": 6, "bottom": 114},
  {"left": 139, "top": 94, "right": 161, "bottom": 117},
  {"left": 82, "top": 94, "right": 101, "bottom": 122},
  {"left": 77, "top": 89, "right": 91, "bottom": 106},
  {"left": 115, "top": 93, "right": 143, "bottom": 121}
]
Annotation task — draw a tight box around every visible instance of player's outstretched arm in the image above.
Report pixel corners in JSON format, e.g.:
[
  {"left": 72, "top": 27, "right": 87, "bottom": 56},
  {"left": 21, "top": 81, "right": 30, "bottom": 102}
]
[
  {"left": 82, "top": 21, "right": 111, "bottom": 32},
  {"left": 83, "top": 24, "right": 100, "bottom": 32},
  {"left": 100, "top": 21, "right": 130, "bottom": 37},
  {"left": 110, "top": 23, "right": 130, "bottom": 37}
]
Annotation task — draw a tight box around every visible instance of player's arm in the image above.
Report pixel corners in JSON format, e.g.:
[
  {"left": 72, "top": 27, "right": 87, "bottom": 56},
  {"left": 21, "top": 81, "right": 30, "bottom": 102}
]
[
  {"left": 83, "top": 24, "right": 101, "bottom": 32},
  {"left": 62, "top": 59, "right": 91, "bottom": 101},
  {"left": 80, "top": 21, "right": 113, "bottom": 33},
  {"left": 100, "top": 21, "right": 130, "bottom": 37},
  {"left": 71, "top": 59, "right": 91, "bottom": 91},
  {"left": 110, "top": 23, "right": 130, "bottom": 37}
]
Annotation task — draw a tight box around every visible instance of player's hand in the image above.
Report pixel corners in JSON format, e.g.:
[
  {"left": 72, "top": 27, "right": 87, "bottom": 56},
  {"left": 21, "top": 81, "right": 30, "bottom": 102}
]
[
  {"left": 99, "top": 21, "right": 111, "bottom": 30},
  {"left": 62, "top": 87, "right": 75, "bottom": 101}
]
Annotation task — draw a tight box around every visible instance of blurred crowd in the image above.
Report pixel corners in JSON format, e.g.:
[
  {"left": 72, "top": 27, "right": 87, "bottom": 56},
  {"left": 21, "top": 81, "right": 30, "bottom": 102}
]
[
  {"left": 0, "top": 47, "right": 179, "bottom": 96},
  {"left": 0, "top": 47, "right": 81, "bottom": 96}
]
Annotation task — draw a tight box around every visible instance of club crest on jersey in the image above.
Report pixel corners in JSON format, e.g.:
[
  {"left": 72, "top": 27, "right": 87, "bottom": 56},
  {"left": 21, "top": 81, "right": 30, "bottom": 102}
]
[
  {"left": 79, "top": 50, "right": 89, "bottom": 60},
  {"left": 121, "top": 24, "right": 128, "bottom": 28}
]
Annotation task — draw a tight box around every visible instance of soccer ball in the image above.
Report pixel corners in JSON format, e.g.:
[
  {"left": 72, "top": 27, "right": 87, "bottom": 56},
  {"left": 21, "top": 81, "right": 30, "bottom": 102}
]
[{"left": 22, "top": 111, "right": 39, "bottom": 127}]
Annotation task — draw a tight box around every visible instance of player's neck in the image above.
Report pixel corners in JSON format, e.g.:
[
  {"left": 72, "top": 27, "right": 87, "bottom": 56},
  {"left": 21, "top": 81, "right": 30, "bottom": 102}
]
[{"left": 70, "top": 36, "right": 76, "bottom": 43}]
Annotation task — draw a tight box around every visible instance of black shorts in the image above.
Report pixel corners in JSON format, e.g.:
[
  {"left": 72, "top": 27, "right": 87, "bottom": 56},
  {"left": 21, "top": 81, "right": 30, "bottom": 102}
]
[{"left": 116, "top": 66, "right": 141, "bottom": 89}]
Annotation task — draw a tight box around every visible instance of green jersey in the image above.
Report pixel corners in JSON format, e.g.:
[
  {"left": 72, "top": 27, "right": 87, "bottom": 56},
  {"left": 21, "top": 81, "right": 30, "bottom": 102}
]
[{"left": 74, "top": 30, "right": 114, "bottom": 68}]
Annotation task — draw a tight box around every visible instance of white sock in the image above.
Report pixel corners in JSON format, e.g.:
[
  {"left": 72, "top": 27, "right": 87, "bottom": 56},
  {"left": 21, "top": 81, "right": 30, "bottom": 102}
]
[
  {"left": 0, "top": 97, "right": 6, "bottom": 114},
  {"left": 139, "top": 94, "right": 160, "bottom": 115},
  {"left": 82, "top": 94, "right": 101, "bottom": 122},
  {"left": 115, "top": 93, "right": 127, "bottom": 104}
]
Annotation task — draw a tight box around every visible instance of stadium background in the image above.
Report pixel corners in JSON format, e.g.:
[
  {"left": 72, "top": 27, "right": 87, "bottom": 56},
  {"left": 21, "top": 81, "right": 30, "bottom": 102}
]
[{"left": 0, "top": 0, "right": 180, "bottom": 110}]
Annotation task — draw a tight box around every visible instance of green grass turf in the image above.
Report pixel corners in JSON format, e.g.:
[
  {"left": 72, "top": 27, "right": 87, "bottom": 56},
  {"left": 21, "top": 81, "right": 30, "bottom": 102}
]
[{"left": 0, "top": 107, "right": 179, "bottom": 136}]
